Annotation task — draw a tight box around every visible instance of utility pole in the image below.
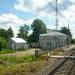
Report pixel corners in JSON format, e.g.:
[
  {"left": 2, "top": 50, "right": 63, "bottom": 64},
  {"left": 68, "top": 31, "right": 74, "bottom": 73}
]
[
  {"left": 68, "top": 24, "right": 70, "bottom": 47},
  {"left": 55, "top": 0, "right": 58, "bottom": 48},
  {"left": 56, "top": 0, "right": 58, "bottom": 31}
]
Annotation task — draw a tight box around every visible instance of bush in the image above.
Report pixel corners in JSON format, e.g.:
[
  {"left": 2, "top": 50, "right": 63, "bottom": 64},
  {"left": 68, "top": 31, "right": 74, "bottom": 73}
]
[
  {"left": 71, "top": 39, "right": 75, "bottom": 44},
  {"left": 18, "top": 47, "right": 27, "bottom": 51},
  {"left": 0, "top": 37, "right": 6, "bottom": 51}
]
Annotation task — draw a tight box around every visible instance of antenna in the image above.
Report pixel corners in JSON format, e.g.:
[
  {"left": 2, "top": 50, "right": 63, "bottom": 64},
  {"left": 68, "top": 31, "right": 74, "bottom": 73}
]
[{"left": 56, "top": 0, "right": 58, "bottom": 31}]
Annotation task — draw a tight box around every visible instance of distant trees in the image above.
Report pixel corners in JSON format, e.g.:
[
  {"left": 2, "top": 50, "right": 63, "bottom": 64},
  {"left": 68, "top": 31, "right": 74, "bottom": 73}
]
[
  {"left": 0, "top": 27, "right": 14, "bottom": 49},
  {"left": 0, "top": 27, "right": 14, "bottom": 41},
  {"left": 17, "top": 24, "right": 30, "bottom": 41},
  {"left": 7, "top": 27, "right": 14, "bottom": 39},
  {"left": 71, "top": 39, "right": 75, "bottom": 44},
  {"left": 59, "top": 27, "right": 72, "bottom": 39},
  {"left": 28, "top": 19, "right": 47, "bottom": 43}
]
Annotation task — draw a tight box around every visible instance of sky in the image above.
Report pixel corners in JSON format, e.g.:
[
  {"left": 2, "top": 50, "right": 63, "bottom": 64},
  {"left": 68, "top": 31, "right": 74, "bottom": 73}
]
[{"left": 0, "top": 0, "right": 75, "bottom": 38}]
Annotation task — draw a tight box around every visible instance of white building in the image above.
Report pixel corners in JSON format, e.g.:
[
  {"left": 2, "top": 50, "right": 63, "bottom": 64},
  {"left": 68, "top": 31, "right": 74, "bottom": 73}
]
[
  {"left": 8, "top": 38, "right": 28, "bottom": 50},
  {"left": 39, "top": 31, "right": 68, "bottom": 50}
]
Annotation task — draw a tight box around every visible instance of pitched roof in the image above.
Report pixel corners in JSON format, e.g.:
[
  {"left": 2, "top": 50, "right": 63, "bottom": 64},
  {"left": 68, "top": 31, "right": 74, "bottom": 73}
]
[
  {"left": 11, "top": 38, "right": 26, "bottom": 43},
  {"left": 40, "top": 31, "right": 67, "bottom": 36}
]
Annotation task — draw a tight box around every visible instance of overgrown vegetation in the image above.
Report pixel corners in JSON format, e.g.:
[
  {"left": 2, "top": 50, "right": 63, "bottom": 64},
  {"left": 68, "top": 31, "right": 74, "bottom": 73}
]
[
  {"left": 0, "top": 49, "right": 15, "bottom": 54},
  {"left": 0, "top": 37, "right": 6, "bottom": 51},
  {"left": 0, "top": 48, "right": 63, "bottom": 75},
  {"left": 0, "top": 55, "right": 36, "bottom": 64},
  {"left": 71, "top": 39, "right": 75, "bottom": 44}
]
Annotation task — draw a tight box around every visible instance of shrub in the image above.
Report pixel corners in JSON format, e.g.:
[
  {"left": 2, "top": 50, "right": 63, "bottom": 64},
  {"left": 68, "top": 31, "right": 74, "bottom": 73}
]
[
  {"left": 0, "top": 37, "right": 6, "bottom": 51},
  {"left": 18, "top": 47, "right": 27, "bottom": 51},
  {"left": 71, "top": 39, "right": 75, "bottom": 44}
]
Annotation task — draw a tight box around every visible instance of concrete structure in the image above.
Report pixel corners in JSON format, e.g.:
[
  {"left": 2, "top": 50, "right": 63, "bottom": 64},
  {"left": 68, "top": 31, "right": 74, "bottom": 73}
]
[
  {"left": 39, "top": 31, "right": 68, "bottom": 50},
  {"left": 8, "top": 38, "right": 28, "bottom": 50}
]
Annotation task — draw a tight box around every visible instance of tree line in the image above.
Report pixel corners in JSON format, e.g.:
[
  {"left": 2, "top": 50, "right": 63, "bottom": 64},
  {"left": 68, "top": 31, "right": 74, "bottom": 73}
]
[
  {"left": 0, "top": 19, "right": 72, "bottom": 50},
  {"left": 0, "top": 27, "right": 14, "bottom": 50}
]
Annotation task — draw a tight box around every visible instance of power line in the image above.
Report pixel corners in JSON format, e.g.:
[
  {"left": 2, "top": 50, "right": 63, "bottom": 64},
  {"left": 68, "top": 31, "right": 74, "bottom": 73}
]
[{"left": 49, "top": 1, "right": 71, "bottom": 25}]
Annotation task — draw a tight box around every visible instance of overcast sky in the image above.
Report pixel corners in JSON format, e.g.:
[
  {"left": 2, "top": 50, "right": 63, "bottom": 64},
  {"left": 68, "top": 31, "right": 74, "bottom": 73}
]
[{"left": 0, "top": 0, "right": 75, "bottom": 38}]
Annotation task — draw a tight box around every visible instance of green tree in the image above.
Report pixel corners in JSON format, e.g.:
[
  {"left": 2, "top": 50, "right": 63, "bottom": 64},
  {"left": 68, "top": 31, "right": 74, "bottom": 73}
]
[
  {"left": 0, "top": 37, "right": 6, "bottom": 51},
  {"left": 30, "top": 19, "right": 46, "bottom": 43},
  {"left": 71, "top": 39, "right": 75, "bottom": 44},
  {"left": 0, "top": 28, "right": 14, "bottom": 41},
  {"left": 7, "top": 27, "right": 14, "bottom": 39},
  {"left": 0, "top": 28, "right": 8, "bottom": 41},
  {"left": 17, "top": 24, "right": 30, "bottom": 41},
  {"left": 59, "top": 27, "right": 72, "bottom": 39}
]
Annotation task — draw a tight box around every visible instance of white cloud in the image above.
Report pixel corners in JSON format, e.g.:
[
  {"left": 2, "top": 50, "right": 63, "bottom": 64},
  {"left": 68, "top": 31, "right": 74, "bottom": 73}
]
[
  {"left": 58, "top": 4, "right": 75, "bottom": 38},
  {"left": 13, "top": 0, "right": 75, "bottom": 38},
  {"left": 70, "top": 0, "right": 75, "bottom": 3},
  {"left": 0, "top": 13, "right": 25, "bottom": 25},
  {"left": 0, "top": 13, "right": 35, "bottom": 36}
]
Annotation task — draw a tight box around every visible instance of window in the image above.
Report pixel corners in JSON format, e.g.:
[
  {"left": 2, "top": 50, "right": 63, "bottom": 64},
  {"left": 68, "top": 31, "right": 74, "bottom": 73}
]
[
  {"left": 47, "top": 41, "right": 51, "bottom": 47},
  {"left": 50, "top": 42, "right": 51, "bottom": 46},
  {"left": 47, "top": 42, "right": 49, "bottom": 46}
]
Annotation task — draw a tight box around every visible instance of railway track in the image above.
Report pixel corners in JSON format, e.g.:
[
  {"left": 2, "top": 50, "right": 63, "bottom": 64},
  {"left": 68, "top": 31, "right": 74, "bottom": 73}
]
[
  {"left": 35, "top": 48, "right": 75, "bottom": 75},
  {"left": 49, "top": 52, "right": 75, "bottom": 75}
]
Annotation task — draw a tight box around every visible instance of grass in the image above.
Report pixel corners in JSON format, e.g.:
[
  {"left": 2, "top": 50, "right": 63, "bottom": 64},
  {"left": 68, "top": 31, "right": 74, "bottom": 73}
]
[
  {"left": 0, "top": 48, "right": 63, "bottom": 75},
  {"left": 0, "top": 54, "right": 50, "bottom": 75},
  {"left": 0, "top": 55, "right": 36, "bottom": 64},
  {"left": 0, "top": 60, "right": 49, "bottom": 75},
  {"left": 0, "top": 49, "right": 15, "bottom": 54}
]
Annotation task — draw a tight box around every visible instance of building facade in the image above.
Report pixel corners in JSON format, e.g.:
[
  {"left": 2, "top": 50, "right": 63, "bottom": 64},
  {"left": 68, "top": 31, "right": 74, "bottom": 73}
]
[
  {"left": 39, "top": 31, "right": 68, "bottom": 50},
  {"left": 8, "top": 38, "right": 28, "bottom": 50}
]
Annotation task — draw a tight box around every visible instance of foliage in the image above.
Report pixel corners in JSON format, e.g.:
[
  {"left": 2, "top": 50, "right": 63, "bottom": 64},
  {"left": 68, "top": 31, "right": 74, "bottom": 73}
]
[
  {"left": 0, "top": 49, "right": 15, "bottom": 54},
  {"left": 0, "top": 60, "right": 48, "bottom": 75},
  {"left": 7, "top": 27, "right": 14, "bottom": 39},
  {"left": 17, "top": 24, "right": 30, "bottom": 41},
  {"left": 0, "top": 27, "right": 14, "bottom": 41},
  {"left": 28, "top": 34, "right": 36, "bottom": 44},
  {"left": 28, "top": 19, "right": 47, "bottom": 43},
  {"left": 0, "top": 55, "right": 36, "bottom": 64},
  {"left": 18, "top": 47, "right": 27, "bottom": 51},
  {"left": 71, "top": 39, "right": 75, "bottom": 44},
  {"left": 59, "top": 27, "right": 72, "bottom": 39},
  {"left": 0, "top": 37, "right": 6, "bottom": 51},
  {"left": 0, "top": 29, "right": 8, "bottom": 41}
]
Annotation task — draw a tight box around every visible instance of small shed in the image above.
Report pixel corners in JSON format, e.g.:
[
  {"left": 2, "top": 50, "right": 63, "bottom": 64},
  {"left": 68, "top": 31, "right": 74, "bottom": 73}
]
[{"left": 8, "top": 38, "right": 28, "bottom": 50}]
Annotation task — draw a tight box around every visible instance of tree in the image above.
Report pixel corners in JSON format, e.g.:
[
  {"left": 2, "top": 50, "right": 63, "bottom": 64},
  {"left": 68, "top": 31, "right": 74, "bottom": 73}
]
[
  {"left": 59, "top": 27, "right": 72, "bottom": 39},
  {"left": 7, "top": 27, "right": 14, "bottom": 39},
  {"left": 0, "top": 28, "right": 8, "bottom": 41},
  {"left": 71, "top": 39, "right": 75, "bottom": 44},
  {"left": 17, "top": 24, "right": 30, "bottom": 41},
  {"left": 0, "top": 28, "right": 14, "bottom": 41},
  {"left": 0, "top": 37, "right": 6, "bottom": 51},
  {"left": 30, "top": 19, "right": 46, "bottom": 42}
]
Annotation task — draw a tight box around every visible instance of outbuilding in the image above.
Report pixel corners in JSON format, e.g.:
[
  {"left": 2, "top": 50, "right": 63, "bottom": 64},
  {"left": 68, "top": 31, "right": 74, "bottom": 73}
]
[
  {"left": 39, "top": 31, "right": 68, "bottom": 50},
  {"left": 8, "top": 38, "right": 28, "bottom": 50}
]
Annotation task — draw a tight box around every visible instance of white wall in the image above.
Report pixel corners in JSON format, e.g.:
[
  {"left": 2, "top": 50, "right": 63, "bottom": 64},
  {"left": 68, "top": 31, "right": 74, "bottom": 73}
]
[{"left": 39, "top": 35, "right": 67, "bottom": 50}]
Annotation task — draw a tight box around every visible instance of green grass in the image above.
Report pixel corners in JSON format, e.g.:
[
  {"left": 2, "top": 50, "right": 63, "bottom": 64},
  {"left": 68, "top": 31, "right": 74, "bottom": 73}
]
[
  {"left": 0, "top": 49, "right": 62, "bottom": 75},
  {"left": 0, "top": 49, "right": 15, "bottom": 54},
  {"left": 0, "top": 55, "right": 36, "bottom": 65},
  {"left": 0, "top": 54, "right": 49, "bottom": 75}
]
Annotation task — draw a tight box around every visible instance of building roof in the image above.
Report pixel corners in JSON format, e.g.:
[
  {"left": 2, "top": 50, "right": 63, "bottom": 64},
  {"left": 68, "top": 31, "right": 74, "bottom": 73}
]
[
  {"left": 11, "top": 38, "right": 26, "bottom": 43},
  {"left": 40, "top": 31, "right": 67, "bottom": 37}
]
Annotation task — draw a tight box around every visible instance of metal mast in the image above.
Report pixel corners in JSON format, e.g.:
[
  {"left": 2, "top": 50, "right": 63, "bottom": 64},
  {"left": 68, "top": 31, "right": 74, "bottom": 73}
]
[
  {"left": 55, "top": 0, "right": 58, "bottom": 31},
  {"left": 68, "top": 24, "right": 70, "bottom": 47}
]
